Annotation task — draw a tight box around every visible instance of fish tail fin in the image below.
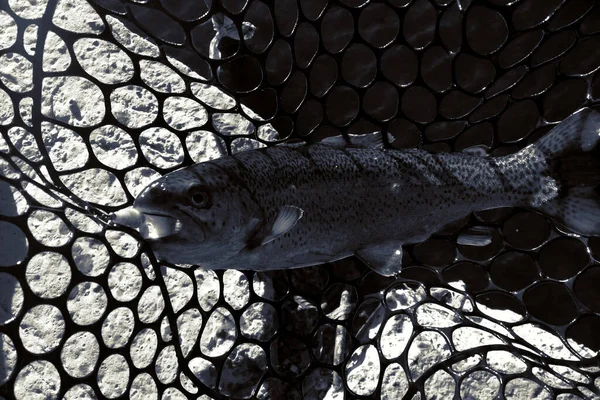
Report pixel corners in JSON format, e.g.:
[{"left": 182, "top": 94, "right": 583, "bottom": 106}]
[{"left": 533, "top": 107, "right": 600, "bottom": 235}]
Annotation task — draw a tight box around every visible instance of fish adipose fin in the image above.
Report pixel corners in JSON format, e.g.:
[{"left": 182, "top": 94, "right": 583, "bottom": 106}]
[
  {"left": 252, "top": 205, "right": 304, "bottom": 247},
  {"left": 534, "top": 107, "right": 600, "bottom": 236},
  {"left": 355, "top": 241, "right": 404, "bottom": 276}
]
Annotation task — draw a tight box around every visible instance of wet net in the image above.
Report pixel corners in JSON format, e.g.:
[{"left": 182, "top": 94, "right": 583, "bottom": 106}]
[{"left": 0, "top": 0, "right": 599, "bottom": 399}]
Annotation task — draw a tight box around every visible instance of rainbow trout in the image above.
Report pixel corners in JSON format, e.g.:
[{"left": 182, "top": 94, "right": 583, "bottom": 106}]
[{"left": 114, "top": 108, "right": 600, "bottom": 276}]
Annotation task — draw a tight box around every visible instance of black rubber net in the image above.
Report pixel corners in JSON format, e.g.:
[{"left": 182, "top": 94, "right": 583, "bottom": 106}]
[{"left": 0, "top": 0, "right": 599, "bottom": 399}]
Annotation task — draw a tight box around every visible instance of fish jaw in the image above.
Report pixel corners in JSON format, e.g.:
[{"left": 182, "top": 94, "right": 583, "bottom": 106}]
[{"left": 111, "top": 206, "right": 183, "bottom": 240}]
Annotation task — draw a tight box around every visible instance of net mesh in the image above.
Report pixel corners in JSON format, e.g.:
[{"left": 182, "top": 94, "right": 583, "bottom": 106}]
[{"left": 0, "top": 0, "right": 599, "bottom": 399}]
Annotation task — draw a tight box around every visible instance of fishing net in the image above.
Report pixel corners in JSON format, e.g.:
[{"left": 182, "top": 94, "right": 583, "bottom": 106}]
[{"left": 0, "top": 0, "right": 599, "bottom": 398}]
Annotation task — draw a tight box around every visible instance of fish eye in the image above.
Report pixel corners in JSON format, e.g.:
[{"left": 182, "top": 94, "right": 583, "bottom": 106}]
[{"left": 188, "top": 186, "right": 211, "bottom": 208}]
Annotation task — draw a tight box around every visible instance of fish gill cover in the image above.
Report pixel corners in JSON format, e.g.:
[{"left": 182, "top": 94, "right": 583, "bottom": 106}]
[{"left": 0, "top": 0, "right": 599, "bottom": 399}]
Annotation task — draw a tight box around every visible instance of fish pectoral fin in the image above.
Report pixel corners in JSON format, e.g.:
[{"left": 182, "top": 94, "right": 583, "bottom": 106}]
[
  {"left": 260, "top": 205, "right": 304, "bottom": 246},
  {"left": 456, "top": 226, "right": 493, "bottom": 247},
  {"left": 355, "top": 241, "right": 404, "bottom": 277}
]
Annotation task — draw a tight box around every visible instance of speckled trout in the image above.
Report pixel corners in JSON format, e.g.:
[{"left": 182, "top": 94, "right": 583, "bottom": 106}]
[{"left": 114, "top": 108, "right": 600, "bottom": 275}]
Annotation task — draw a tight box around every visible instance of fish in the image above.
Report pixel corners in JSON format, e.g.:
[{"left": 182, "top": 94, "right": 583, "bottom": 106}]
[{"left": 112, "top": 108, "right": 600, "bottom": 276}]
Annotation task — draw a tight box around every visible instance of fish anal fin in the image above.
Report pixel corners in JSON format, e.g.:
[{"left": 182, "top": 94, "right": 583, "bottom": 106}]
[{"left": 355, "top": 241, "right": 404, "bottom": 277}]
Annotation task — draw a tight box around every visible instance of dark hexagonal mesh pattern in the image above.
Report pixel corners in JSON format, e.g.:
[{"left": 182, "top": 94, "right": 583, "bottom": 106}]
[{"left": 0, "top": 0, "right": 599, "bottom": 399}]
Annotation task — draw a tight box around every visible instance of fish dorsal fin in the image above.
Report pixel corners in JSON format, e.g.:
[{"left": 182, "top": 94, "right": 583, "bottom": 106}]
[
  {"left": 321, "top": 132, "right": 395, "bottom": 149},
  {"left": 260, "top": 205, "right": 304, "bottom": 246},
  {"left": 456, "top": 226, "right": 493, "bottom": 247},
  {"left": 355, "top": 241, "right": 404, "bottom": 276}
]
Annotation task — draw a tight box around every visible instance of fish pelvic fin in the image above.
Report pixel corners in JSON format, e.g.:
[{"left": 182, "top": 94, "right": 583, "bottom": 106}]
[
  {"left": 355, "top": 241, "right": 404, "bottom": 277},
  {"left": 532, "top": 107, "right": 600, "bottom": 236}
]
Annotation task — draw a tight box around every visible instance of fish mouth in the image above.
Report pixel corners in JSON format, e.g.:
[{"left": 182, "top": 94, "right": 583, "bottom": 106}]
[
  {"left": 138, "top": 211, "right": 183, "bottom": 241},
  {"left": 119, "top": 202, "right": 182, "bottom": 241}
]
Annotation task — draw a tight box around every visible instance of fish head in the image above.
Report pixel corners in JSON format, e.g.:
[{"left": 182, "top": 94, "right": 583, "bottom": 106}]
[{"left": 132, "top": 162, "right": 262, "bottom": 265}]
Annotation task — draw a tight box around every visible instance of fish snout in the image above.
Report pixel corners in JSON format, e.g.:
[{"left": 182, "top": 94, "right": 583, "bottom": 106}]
[{"left": 134, "top": 181, "right": 171, "bottom": 209}]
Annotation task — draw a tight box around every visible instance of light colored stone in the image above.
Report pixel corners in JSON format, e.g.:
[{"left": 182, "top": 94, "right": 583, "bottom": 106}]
[
  {"left": 67, "top": 281, "right": 107, "bottom": 326},
  {"left": 0, "top": 88, "right": 14, "bottom": 125},
  {"left": 486, "top": 350, "right": 527, "bottom": 374},
  {"left": 26, "top": 251, "right": 71, "bottom": 299},
  {"left": 386, "top": 282, "right": 427, "bottom": 310},
  {"left": 63, "top": 384, "right": 97, "bottom": 400},
  {"left": 71, "top": 236, "right": 110, "bottom": 276},
  {"left": 124, "top": 167, "right": 162, "bottom": 198},
  {"left": 7, "top": 127, "right": 41, "bottom": 162},
  {"left": 219, "top": 343, "right": 267, "bottom": 399},
  {"left": 19, "top": 97, "right": 33, "bottom": 126},
  {"left": 89, "top": 124, "right": 138, "bottom": 170},
  {"left": 0, "top": 11, "right": 17, "bottom": 50},
  {"left": 380, "top": 313, "right": 413, "bottom": 360},
  {"left": 101, "top": 307, "right": 135, "bottom": 349},
  {"left": 13, "top": 361, "right": 60, "bottom": 400},
  {"left": 105, "top": 230, "right": 140, "bottom": 258},
  {"left": 453, "top": 327, "right": 505, "bottom": 351},
  {"left": 60, "top": 331, "right": 100, "bottom": 378},
  {"left": 345, "top": 344, "right": 380, "bottom": 396},
  {"left": 28, "top": 209, "right": 73, "bottom": 247},
  {"left": 19, "top": 304, "right": 64, "bottom": 354},
  {"left": 201, "top": 307, "right": 237, "bottom": 357},
  {"left": 42, "top": 76, "right": 105, "bottom": 127},
  {"left": 212, "top": 112, "right": 255, "bottom": 136},
  {"left": 505, "top": 378, "right": 552, "bottom": 400},
  {"left": 137, "top": 285, "right": 165, "bottom": 324},
  {"left": 111, "top": 85, "right": 158, "bottom": 128},
  {"left": 0, "top": 333, "right": 17, "bottom": 385},
  {"left": 139, "top": 127, "right": 185, "bottom": 169},
  {"left": 0, "top": 272, "right": 23, "bottom": 325},
  {"left": 223, "top": 269, "right": 249, "bottom": 310},
  {"left": 42, "top": 122, "right": 89, "bottom": 171},
  {"left": 185, "top": 130, "right": 227, "bottom": 163},
  {"left": 130, "top": 328, "right": 158, "bottom": 369},
  {"left": 108, "top": 262, "right": 143, "bottom": 302},
  {"left": 97, "top": 354, "right": 129, "bottom": 399},
  {"left": 140, "top": 60, "right": 185, "bottom": 93},
  {"left": 23, "top": 24, "right": 37, "bottom": 56},
  {"left": 164, "top": 97, "right": 208, "bottom": 131},
  {"left": 130, "top": 373, "right": 158, "bottom": 400},
  {"left": 460, "top": 370, "right": 500, "bottom": 400},
  {"left": 61, "top": 168, "right": 127, "bottom": 206},
  {"left": 425, "top": 370, "right": 455, "bottom": 400},
  {"left": 8, "top": 0, "right": 48, "bottom": 20},
  {"left": 74, "top": 38, "right": 134, "bottom": 84},
  {"left": 189, "top": 357, "right": 217, "bottom": 389},
  {"left": 0, "top": 53, "right": 33, "bottom": 93},
  {"left": 194, "top": 268, "right": 220, "bottom": 312},
  {"left": 191, "top": 82, "right": 236, "bottom": 110},
  {"left": 162, "top": 266, "right": 193, "bottom": 313},
  {"left": 64, "top": 208, "right": 103, "bottom": 233},
  {"left": 408, "top": 330, "right": 452, "bottom": 380},
  {"left": 155, "top": 345, "right": 178, "bottom": 384},
  {"left": 106, "top": 15, "right": 160, "bottom": 58},
  {"left": 52, "top": 0, "right": 104, "bottom": 34},
  {"left": 416, "top": 303, "right": 462, "bottom": 328},
  {"left": 381, "top": 363, "right": 409, "bottom": 400},
  {"left": 43, "top": 31, "right": 71, "bottom": 72},
  {"left": 513, "top": 323, "right": 578, "bottom": 360},
  {"left": 240, "top": 302, "right": 278, "bottom": 342},
  {"left": 177, "top": 308, "right": 202, "bottom": 358}
]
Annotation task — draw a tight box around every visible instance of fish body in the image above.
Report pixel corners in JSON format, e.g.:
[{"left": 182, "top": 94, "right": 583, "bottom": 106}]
[{"left": 122, "top": 108, "right": 600, "bottom": 275}]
